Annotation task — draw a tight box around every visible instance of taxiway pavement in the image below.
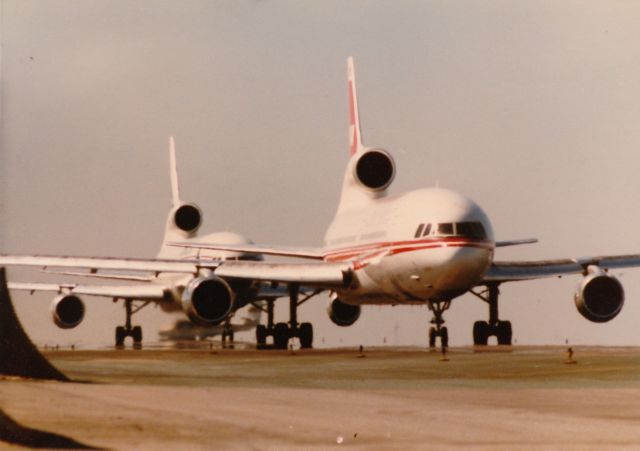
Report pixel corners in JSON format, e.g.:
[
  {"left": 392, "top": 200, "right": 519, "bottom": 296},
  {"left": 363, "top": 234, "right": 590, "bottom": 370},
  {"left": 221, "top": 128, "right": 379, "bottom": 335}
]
[{"left": 1, "top": 345, "right": 639, "bottom": 449}]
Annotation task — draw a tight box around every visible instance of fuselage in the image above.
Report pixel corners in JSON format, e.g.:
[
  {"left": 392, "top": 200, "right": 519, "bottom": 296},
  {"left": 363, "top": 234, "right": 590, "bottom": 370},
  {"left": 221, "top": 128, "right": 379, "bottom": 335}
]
[{"left": 323, "top": 188, "right": 495, "bottom": 304}]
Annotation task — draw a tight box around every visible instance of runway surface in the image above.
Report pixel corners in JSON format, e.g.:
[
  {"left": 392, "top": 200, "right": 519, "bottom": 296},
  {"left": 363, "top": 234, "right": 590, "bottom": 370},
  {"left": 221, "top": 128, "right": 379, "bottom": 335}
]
[{"left": 1, "top": 345, "right": 640, "bottom": 449}]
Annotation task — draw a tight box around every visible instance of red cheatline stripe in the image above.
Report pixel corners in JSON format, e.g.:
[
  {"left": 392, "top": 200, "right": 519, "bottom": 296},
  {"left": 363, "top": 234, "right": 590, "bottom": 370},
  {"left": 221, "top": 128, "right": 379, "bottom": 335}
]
[
  {"left": 325, "top": 239, "right": 493, "bottom": 263},
  {"left": 324, "top": 237, "right": 493, "bottom": 258}
]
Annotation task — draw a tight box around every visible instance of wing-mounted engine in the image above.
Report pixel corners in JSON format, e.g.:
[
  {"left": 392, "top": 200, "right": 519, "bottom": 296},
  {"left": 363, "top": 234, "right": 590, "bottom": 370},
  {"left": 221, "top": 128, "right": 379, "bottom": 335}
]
[
  {"left": 182, "top": 275, "right": 234, "bottom": 326},
  {"left": 51, "top": 294, "right": 85, "bottom": 329},
  {"left": 574, "top": 266, "right": 624, "bottom": 322},
  {"left": 327, "top": 295, "right": 361, "bottom": 327},
  {"left": 353, "top": 148, "right": 395, "bottom": 192}
]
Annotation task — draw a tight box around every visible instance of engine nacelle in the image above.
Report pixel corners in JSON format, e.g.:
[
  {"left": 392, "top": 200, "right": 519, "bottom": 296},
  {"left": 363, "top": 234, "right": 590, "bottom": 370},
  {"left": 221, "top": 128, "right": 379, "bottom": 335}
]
[
  {"left": 182, "top": 276, "right": 234, "bottom": 326},
  {"left": 51, "top": 294, "right": 85, "bottom": 329},
  {"left": 173, "top": 203, "right": 202, "bottom": 234},
  {"left": 574, "top": 266, "right": 624, "bottom": 323},
  {"left": 327, "top": 297, "right": 361, "bottom": 327},
  {"left": 353, "top": 148, "right": 395, "bottom": 192}
]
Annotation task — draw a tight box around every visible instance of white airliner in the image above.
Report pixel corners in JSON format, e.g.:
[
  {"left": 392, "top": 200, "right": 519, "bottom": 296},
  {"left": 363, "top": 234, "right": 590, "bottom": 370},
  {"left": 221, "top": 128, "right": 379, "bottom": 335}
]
[
  {"left": 2, "top": 58, "right": 639, "bottom": 349},
  {"left": 1, "top": 138, "right": 286, "bottom": 347}
]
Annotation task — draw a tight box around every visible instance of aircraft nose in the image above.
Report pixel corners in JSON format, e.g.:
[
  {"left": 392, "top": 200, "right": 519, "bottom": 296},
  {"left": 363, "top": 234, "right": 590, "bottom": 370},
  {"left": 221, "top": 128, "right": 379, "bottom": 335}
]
[{"left": 435, "top": 246, "right": 492, "bottom": 290}]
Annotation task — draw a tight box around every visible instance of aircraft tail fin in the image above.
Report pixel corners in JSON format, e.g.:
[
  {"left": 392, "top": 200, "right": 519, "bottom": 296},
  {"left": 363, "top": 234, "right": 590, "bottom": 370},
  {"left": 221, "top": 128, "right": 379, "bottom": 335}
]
[
  {"left": 333, "top": 58, "right": 395, "bottom": 216},
  {"left": 169, "top": 136, "right": 181, "bottom": 207},
  {"left": 348, "top": 56, "right": 364, "bottom": 156},
  {"left": 159, "top": 137, "right": 202, "bottom": 258}
]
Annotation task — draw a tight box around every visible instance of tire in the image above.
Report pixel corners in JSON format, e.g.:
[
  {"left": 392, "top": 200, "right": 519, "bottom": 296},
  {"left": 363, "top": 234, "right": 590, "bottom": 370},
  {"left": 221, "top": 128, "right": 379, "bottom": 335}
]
[
  {"left": 273, "top": 322, "right": 289, "bottom": 350},
  {"left": 428, "top": 327, "right": 437, "bottom": 348},
  {"left": 299, "top": 322, "right": 313, "bottom": 349},
  {"left": 496, "top": 320, "right": 512, "bottom": 345},
  {"left": 256, "top": 324, "right": 267, "bottom": 348},
  {"left": 132, "top": 326, "right": 143, "bottom": 343},
  {"left": 473, "top": 321, "right": 489, "bottom": 345},
  {"left": 440, "top": 327, "right": 449, "bottom": 348},
  {"left": 115, "top": 326, "right": 126, "bottom": 348}
]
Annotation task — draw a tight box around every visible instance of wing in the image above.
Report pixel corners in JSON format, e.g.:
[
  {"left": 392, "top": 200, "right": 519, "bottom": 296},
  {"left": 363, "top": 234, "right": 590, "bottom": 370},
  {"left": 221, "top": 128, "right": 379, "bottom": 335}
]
[
  {"left": 168, "top": 242, "right": 326, "bottom": 260},
  {"left": 0, "top": 254, "right": 351, "bottom": 289},
  {"left": 484, "top": 254, "right": 640, "bottom": 283},
  {"left": 0, "top": 254, "right": 214, "bottom": 274},
  {"left": 215, "top": 260, "right": 351, "bottom": 287},
  {"left": 8, "top": 282, "right": 167, "bottom": 299}
]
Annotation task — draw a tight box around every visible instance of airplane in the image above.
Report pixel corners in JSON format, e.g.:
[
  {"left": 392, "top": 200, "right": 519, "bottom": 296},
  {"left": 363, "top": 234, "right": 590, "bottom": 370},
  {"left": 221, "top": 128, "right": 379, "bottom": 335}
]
[
  {"left": 2, "top": 58, "right": 639, "bottom": 350},
  {"left": 1, "top": 137, "right": 286, "bottom": 348}
]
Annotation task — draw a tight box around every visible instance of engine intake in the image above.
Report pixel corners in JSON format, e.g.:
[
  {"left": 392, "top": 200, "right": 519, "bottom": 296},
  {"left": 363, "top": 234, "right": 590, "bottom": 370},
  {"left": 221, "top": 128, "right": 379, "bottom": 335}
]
[
  {"left": 173, "top": 203, "right": 202, "bottom": 234},
  {"left": 182, "top": 276, "right": 234, "bottom": 326},
  {"left": 575, "top": 266, "right": 624, "bottom": 323},
  {"left": 327, "top": 297, "right": 361, "bottom": 327},
  {"left": 353, "top": 148, "right": 395, "bottom": 192},
  {"left": 51, "top": 294, "right": 85, "bottom": 329}
]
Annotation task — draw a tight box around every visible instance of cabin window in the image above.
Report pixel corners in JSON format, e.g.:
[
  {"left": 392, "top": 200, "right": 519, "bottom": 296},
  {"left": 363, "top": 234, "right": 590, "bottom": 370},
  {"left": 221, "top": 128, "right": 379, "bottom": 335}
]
[{"left": 414, "top": 224, "right": 424, "bottom": 238}]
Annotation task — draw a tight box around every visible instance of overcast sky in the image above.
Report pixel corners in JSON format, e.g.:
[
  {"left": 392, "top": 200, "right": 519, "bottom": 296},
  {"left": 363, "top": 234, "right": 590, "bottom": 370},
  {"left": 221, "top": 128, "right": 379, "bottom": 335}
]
[{"left": 2, "top": 0, "right": 640, "bottom": 348}]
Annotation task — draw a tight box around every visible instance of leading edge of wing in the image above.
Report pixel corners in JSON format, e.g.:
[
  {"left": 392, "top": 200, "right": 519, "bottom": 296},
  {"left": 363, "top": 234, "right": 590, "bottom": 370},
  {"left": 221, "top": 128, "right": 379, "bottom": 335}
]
[
  {"left": 8, "top": 282, "right": 167, "bottom": 299},
  {"left": 483, "top": 254, "right": 640, "bottom": 283},
  {"left": 0, "top": 254, "right": 206, "bottom": 273},
  {"left": 168, "top": 242, "right": 326, "bottom": 260},
  {"left": 215, "top": 260, "right": 351, "bottom": 287}
]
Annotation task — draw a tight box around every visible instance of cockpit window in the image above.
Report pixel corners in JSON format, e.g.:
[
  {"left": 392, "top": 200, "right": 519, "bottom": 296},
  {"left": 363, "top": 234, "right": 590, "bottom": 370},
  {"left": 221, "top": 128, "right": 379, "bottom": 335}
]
[
  {"left": 436, "top": 223, "right": 454, "bottom": 236},
  {"left": 414, "top": 224, "right": 424, "bottom": 238},
  {"left": 456, "top": 222, "right": 487, "bottom": 239},
  {"left": 431, "top": 222, "right": 487, "bottom": 239}
]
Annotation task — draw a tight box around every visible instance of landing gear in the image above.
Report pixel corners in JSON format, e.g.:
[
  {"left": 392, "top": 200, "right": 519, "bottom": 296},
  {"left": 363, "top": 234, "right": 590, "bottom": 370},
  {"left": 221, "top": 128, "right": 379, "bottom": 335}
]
[
  {"left": 221, "top": 319, "right": 235, "bottom": 348},
  {"left": 427, "top": 300, "right": 450, "bottom": 350},
  {"left": 114, "top": 299, "right": 146, "bottom": 349},
  {"left": 253, "top": 286, "right": 320, "bottom": 350},
  {"left": 470, "top": 284, "right": 513, "bottom": 346}
]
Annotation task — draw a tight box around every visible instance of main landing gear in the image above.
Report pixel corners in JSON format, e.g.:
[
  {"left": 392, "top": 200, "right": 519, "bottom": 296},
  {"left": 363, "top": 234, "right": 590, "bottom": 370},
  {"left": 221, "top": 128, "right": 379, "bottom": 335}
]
[
  {"left": 469, "top": 284, "right": 512, "bottom": 345},
  {"left": 114, "top": 299, "right": 149, "bottom": 349},
  {"left": 254, "top": 285, "right": 318, "bottom": 350},
  {"left": 427, "top": 300, "right": 450, "bottom": 350},
  {"left": 221, "top": 319, "right": 235, "bottom": 348}
]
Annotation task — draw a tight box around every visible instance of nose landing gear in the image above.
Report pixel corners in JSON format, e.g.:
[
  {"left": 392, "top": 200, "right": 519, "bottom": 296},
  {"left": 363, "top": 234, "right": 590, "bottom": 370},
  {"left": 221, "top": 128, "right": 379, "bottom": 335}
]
[{"left": 427, "top": 300, "right": 450, "bottom": 350}]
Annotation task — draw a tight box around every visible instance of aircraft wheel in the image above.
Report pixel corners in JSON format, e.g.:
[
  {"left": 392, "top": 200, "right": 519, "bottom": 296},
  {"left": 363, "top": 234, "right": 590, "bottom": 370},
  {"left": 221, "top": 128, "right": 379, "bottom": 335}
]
[
  {"left": 496, "top": 320, "right": 512, "bottom": 345},
  {"left": 440, "top": 327, "right": 449, "bottom": 348},
  {"left": 273, "top": 322, "right": 289, "bottom": 350},
  {"left": 473, "top": 321, "right": 489, "bottom": 345},
  {"left": 115, "top": 326, "right": 126, "bottom": 348},
  {"left": 299, "top": 322, "right": 313, "bottom": 349},
  {"left": 256, "top": 325, "right": 267, "bottom": 348},
  {"left": 132, "top": 326, "right": 143, "bottom": 349},
  {"left": 428, "top": 327, "right": 437, "bottom": 348}
]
